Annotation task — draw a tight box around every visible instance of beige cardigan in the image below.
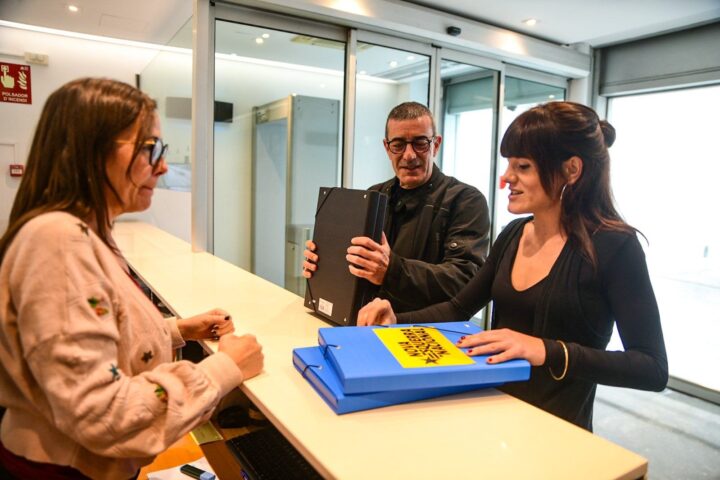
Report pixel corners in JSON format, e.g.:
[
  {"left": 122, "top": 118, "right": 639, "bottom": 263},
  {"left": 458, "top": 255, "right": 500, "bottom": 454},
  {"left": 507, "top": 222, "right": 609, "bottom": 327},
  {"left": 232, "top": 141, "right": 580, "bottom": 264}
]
[{"left": 0, "top": 212, "right": 243, "bottom": 479}]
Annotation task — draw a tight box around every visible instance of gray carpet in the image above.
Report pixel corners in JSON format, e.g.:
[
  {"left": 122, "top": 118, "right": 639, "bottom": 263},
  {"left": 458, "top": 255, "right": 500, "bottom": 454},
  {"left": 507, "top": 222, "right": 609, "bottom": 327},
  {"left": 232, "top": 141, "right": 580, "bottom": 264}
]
[{"left": 594, "top": 386, "right": 720, "bottom": 479}]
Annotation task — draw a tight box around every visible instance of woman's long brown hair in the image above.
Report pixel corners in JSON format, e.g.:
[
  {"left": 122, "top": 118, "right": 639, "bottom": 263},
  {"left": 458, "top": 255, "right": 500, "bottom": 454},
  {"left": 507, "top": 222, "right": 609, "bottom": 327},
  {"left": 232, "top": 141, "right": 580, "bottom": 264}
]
[
  {"left": 0, "top": 78, "right": 156, "bottom": 262},
  {"left": 500, "top": 101, "right": 636, "bottom": 267}
]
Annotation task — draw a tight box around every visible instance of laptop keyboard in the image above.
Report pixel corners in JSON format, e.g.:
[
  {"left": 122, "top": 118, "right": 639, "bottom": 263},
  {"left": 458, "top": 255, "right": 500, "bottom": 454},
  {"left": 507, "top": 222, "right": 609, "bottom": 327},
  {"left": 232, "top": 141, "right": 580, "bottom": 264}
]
[{"left": 225, "top": 427, "right": 323, "bottom": 480}]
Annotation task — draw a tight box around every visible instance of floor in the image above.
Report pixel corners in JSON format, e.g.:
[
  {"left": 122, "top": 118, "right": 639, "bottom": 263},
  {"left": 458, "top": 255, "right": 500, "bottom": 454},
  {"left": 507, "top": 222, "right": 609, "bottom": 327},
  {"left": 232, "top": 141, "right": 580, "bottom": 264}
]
[{"left": 594, "top": 385, "right": 720, "bottom": 479}]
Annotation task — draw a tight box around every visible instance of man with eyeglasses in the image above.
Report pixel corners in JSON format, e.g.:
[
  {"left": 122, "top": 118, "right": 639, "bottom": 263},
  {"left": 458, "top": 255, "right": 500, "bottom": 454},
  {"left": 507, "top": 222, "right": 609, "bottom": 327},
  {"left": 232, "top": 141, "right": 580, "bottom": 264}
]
[{"left": 303, "top": 102, "right": 490, "bottom": 313}]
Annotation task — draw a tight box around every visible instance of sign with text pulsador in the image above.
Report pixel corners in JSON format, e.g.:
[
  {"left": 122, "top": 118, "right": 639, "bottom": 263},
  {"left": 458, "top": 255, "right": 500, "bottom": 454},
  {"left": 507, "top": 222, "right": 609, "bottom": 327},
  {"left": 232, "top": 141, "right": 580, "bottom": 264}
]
[{"left": 1, "top": 62, "right": 32, "bottom": 105}]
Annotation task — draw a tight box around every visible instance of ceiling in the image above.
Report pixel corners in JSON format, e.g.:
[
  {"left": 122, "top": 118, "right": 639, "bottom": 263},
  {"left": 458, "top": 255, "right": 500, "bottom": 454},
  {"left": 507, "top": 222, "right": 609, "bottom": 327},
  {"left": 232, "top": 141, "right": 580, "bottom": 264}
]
[
  {"left": 406, "top": 0, "right": 720, "bottom": 47},
  {"left": 0, "top": 0, "right": 191, "bottom": 45},
  {"left": 1, "top": 0, "right": 719, "bottom": 48}
]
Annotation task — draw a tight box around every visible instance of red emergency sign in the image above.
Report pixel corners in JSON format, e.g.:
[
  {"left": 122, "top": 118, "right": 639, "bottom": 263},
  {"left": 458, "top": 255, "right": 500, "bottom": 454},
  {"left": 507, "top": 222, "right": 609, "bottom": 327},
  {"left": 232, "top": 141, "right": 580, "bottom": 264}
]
[{"left": 0, "top": 62, "right": 32, "bottom": 105}]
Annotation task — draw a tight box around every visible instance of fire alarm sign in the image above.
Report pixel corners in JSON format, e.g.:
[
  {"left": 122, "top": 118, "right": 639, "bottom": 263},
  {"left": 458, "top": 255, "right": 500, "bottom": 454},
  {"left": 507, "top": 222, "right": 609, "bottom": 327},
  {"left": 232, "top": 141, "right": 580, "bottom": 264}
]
[
  {"left": 9, "top": 164, "right": 24, "bottom": 177},
  {"left": 1, "top": 62, "right": 32, "bottom": 105}
]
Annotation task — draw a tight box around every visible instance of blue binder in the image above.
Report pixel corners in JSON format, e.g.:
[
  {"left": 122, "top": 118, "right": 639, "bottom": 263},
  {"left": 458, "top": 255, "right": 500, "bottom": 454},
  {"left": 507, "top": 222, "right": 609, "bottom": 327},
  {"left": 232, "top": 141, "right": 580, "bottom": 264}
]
[
  {"left": 293, "top": 346, "right": 491, "bottom": 414},
  {"left": 317, "top": 321, "right": 530, "bottom": 394}
]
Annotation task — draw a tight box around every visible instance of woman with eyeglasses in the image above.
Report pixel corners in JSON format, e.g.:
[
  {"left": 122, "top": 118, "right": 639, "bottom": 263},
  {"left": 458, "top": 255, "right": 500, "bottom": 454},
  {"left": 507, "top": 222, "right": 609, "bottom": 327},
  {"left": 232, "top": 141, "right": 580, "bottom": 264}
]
[
  {"left": 357, "top": 101, "right": 668, "bottom": 431},
  {"left": 0, "top": 78, "right": 263, "bottom": 479}
]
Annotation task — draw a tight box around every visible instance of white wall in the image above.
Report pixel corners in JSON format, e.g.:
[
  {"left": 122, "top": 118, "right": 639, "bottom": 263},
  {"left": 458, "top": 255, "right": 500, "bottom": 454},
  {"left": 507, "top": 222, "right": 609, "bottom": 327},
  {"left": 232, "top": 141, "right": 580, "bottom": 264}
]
[{"left": 0, "top": 26, "right": 190, "bottom": 239}]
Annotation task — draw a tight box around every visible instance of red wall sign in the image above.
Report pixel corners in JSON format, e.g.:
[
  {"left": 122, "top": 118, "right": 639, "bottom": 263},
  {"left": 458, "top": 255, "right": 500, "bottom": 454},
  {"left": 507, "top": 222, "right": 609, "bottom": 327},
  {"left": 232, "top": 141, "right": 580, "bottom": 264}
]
[
  {"left": 9, "top": 164, "right": 24, "bottom": 177},
  {"left": 0, "top": 62, "right": 32, "bottom": 105}
]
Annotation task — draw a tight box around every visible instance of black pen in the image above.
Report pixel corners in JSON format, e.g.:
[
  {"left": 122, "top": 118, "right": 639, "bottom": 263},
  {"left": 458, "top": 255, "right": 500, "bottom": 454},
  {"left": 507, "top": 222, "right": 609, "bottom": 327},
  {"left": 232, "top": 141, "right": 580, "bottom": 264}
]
[{"left": 180, "top": 463, "right": 216, "bottom": 480}]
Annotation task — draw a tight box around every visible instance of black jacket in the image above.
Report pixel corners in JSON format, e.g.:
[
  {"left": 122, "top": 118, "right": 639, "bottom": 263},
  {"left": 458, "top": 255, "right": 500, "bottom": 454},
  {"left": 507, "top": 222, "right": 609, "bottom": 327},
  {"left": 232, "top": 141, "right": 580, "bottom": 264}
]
[
  {"left": 369, "top": 166, "right": 490, "bottom": 313},
  {"left": 398, "top": 217, "right": 668, "bottom": 430}
]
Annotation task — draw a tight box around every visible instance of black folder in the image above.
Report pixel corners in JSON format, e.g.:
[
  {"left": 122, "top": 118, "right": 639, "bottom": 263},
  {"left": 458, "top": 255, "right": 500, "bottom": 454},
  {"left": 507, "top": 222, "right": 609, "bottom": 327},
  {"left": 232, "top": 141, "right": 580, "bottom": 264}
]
[{"left": 304, "top": 187, "right": 388, "bottom": 326}]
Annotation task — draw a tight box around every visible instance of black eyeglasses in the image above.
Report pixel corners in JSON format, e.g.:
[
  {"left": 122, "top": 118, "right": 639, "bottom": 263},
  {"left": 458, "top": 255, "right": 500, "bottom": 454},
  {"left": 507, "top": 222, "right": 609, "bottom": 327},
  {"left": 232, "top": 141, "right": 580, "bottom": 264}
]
[
  {"left": 116, "top": 136, "right": 169, "bottom": 168},
  {"left": 385, "top": 136, "right": 435, "bottom": 155},
  {"left": 141, "top": 137, "right": 169, "bottom": 168}
]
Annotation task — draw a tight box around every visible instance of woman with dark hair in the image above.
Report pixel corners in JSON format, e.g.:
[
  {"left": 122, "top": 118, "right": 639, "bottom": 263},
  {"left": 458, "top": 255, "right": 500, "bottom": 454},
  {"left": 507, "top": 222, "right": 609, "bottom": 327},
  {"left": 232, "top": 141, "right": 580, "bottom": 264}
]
[
  {"left": 0, "top": 78, "right": 263, "bottom": 479},
  {"left": 357, "top": 101, "right": 668, "bottom": 430}
]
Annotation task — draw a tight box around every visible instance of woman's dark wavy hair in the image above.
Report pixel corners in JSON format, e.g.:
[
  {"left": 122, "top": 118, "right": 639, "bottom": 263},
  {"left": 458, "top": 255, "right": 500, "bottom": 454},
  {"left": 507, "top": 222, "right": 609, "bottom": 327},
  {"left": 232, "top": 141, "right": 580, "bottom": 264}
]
[
  {"left": 500, "top": 101, "right": 636, "bottom": 267},
  {"left": 0, "top": 78, "right": 156, "bottom": 262}
]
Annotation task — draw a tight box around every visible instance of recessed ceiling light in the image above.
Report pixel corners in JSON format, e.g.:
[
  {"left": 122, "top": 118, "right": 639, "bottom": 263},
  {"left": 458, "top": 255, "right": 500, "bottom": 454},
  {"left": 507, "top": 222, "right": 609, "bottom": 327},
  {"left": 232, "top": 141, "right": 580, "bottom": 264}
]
[
  {"left": 262, "top": 33, "right": 270, "bottom": 39},
  {"left": 407, "top": 55, "right": 415, "bottom": 61},
  {"left": 389, "top": 60, "right": 398, "bottom": 68},
  {"left": 68, "top": 5, "right": 79, "bottom": 13},
  {"left": 255, "top": 37, "right": 264, "bottom": 44},
  {"left": 359, "top": 70, "right": 367, "bottom": 75},
  {"left": 523, "top": 18, "right": 538, "bottom": 26},
  {"left": 548, "top": 94, "right": 555, "bottom": 99}
]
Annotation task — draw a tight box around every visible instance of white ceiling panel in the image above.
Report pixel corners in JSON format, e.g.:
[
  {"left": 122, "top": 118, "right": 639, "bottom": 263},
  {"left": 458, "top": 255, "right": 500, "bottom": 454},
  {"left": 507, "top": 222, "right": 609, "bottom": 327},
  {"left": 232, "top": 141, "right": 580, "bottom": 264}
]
[
  {"left": 0, "top": 0, "right": 191, "bottom": 45},
  {"left": 1, "top": 0, "right": 718, "bottom": 48},
  {"left": 405, "top": 0, "right": 720, "bottom": 46}
]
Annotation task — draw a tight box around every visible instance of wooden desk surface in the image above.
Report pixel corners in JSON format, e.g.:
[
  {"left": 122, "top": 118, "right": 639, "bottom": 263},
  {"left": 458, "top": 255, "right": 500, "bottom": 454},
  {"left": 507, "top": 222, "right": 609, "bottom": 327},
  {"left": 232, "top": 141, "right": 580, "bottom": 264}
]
[{"left": 115, "top": 220, "right": 648, "bottom": 480}]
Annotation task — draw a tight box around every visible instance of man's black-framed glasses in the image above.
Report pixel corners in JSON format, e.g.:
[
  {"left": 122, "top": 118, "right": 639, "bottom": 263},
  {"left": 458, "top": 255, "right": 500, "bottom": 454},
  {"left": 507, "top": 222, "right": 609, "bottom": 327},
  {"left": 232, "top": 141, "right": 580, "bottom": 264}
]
[{"left": 385, "top": 136, "right": 435, "bottom": 155}]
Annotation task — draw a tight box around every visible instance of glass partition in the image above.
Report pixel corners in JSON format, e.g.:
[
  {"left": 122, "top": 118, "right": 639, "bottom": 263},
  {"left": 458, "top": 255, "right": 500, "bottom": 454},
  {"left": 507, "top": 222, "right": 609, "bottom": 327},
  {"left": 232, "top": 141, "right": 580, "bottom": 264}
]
[
  {"left": 436, "top": 59, "right": 499, "bottom": 326},
  {"left": 438, "top": 60, "right": 496, "bottom": 198},
  {"left": 353, "top": 43, "right": 430, "bottom": 189},
  {"left": 494, "top": 77, "right": 565, "bottom": 234},
  {"left": 213, "top": 20, "right": 345, "bottom": 296},
  {"left": 137, "top": 18, "right": 193, "bottom": 242}
]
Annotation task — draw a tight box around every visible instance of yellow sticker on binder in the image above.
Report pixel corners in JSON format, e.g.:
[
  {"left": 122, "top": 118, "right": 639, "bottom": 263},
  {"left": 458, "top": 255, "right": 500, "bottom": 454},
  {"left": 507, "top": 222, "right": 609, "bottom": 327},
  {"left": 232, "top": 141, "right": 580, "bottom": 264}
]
[{"left": 374, "top": 327, "right": 473, "bottom": 368}]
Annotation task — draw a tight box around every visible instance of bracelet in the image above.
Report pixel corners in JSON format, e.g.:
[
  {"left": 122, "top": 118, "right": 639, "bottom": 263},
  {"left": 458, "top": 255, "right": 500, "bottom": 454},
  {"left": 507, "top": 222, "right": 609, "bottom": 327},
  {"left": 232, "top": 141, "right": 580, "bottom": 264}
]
[{"left": 549, "top": 340, "right": 569, "bottom": 381}]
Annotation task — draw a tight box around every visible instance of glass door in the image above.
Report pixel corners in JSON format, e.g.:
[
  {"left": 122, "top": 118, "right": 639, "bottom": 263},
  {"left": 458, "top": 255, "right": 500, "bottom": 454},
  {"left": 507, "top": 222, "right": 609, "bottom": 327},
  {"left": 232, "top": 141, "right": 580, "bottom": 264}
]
[
  {"left": 608, "top": 85, "right": 720, "bottom": 403},
  {"left": 213, "top": 17, "right": 345, "bottom": 297},
  {"left": 433, "top": 51, "right": 502, "bottom": 326},
  {"left": 352, "top": 33, "right": 432, "bottom": 189},
  {"left": 438, "top": 59, "right": 498, "bottom": 201},
  {"left": 493, "top": 73, "right": 567, "bottom": 236}
]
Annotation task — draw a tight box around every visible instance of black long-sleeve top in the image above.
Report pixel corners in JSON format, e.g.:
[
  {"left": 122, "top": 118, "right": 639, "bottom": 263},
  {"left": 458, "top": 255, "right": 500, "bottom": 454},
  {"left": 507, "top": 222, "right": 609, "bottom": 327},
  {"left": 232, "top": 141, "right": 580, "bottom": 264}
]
[{"left": 397, "top": 217, "right": 668, "bottom": 430}]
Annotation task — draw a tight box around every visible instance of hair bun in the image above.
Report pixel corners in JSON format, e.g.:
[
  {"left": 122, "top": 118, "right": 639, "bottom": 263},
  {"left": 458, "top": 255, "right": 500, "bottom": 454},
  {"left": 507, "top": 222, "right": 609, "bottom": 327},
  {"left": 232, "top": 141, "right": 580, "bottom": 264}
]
[{"left": 600, "top": 120, "right": 616, "bottom": 148}]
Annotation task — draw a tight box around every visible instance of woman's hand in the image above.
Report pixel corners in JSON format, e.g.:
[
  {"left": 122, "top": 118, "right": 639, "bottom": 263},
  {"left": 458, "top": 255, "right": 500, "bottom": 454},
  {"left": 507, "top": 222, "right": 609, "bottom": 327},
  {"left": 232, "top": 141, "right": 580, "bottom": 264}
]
[
  {"left": 356, "top": 298, "right": 397, "bottom": 326},
  {"left": 219, "top": 334, "right": 264, "bottom": 380},
  {"left": 176, "top": 308, "right": 234, "bottom": 340},
  {"left": 456, "top": 328, "right": 546, "bottom": 366}
]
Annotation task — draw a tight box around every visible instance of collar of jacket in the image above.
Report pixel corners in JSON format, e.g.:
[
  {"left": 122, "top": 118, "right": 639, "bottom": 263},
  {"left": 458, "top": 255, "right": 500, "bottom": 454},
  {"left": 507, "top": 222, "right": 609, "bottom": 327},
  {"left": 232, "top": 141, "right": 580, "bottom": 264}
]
[{"left": 385, "top": 164, "right": 443, "bottom": 213}]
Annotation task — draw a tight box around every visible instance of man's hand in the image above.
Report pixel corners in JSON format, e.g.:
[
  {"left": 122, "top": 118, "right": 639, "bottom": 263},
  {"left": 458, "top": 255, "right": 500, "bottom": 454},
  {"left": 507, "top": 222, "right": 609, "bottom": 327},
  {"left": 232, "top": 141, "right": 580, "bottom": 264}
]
[
  {"left": 302, "top": 240, "right": 318, "bottom": 279},
  {"left": 176, "top": 308, "right": 234, "bottom": 341},
  {"left": 346, "top": 232, "right": 391, "bottom": 285},
  {"left": 356, "top": 298, "right": 397, "bottom": 326}
]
